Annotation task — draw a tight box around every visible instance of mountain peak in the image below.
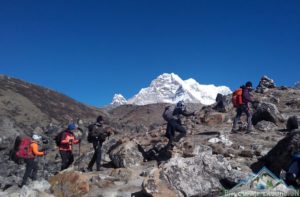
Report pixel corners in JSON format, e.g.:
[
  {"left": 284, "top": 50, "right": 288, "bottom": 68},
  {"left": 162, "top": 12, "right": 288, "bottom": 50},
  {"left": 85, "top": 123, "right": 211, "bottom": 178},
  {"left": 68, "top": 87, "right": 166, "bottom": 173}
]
[
  {"left": 110, "top": 94, "right": 127, "bottom": 107},
  {"left": 121, "top": 73, "right": 232, "bottom": 106}
]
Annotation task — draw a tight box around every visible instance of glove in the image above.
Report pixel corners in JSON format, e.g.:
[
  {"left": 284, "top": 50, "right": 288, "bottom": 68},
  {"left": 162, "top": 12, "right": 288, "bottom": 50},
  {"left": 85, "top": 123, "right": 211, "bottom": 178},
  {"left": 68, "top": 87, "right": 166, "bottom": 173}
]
[
  {"left": 69, "top": 139, "right": 73, "bottom": 144},
  {"left": 43, "top": 151, "right": 47, "bottom": 156}
]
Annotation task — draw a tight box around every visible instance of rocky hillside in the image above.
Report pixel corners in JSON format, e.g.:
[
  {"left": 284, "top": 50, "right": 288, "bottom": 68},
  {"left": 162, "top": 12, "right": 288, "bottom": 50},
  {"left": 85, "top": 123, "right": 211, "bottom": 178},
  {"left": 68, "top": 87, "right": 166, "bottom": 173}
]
[
  {"left": 1, "top": 75, "right": 300, "bottom": 197},
  {"left": 0, "top": 75, "right": 105, "bottom": 139}
]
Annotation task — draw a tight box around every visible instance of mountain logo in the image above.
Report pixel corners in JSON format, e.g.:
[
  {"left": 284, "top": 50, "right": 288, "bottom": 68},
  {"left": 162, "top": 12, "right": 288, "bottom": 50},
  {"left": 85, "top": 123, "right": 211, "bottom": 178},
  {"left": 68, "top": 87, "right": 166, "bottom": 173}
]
[{"left": 222, "top": 167, "right": 298, "bottom": 196}]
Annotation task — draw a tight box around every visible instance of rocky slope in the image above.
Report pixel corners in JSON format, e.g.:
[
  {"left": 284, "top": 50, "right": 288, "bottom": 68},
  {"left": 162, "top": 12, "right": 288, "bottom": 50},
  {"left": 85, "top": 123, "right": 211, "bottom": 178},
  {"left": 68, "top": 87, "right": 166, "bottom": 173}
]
[
  {"left": 1, "top": 75, "right": 300, "bottom": 196},
  {"left": 0, "top": 75, "right": 107, "bottom": 148}
]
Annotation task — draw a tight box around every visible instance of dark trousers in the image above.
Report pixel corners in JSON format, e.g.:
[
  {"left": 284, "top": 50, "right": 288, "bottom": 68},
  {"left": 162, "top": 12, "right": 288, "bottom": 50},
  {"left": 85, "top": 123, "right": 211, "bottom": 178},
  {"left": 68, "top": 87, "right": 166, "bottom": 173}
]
[
  {"left": 233, "top": 104, "right": 252, "bottom": 130},
  {"left": 88, "top": 140, "right": 102, "bottom": 170},
  {"left": 21, "top": 158, "right": 38, "bottom": 186},
  {"left": 60, "top": 151, "right": 74, "bottom": 171},
  {"left": 166, "top": 119, "right": 187, "bottom": 148}
]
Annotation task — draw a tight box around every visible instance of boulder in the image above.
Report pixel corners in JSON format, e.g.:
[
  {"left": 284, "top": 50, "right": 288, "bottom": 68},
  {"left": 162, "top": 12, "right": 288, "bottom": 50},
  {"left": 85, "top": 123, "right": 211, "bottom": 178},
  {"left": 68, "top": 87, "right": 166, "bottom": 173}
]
[
  {"left": 256, "top": 76, "right": 275, "bottom": 93},
  {"left": 109, "top": 141, "right": 144, "bottom": 168},
  {"left": 20, "top": 180, "right": 53, "bottom": 197},
  {"left": 142, "top": 168, "right": 177, "bottom": 197},
  {"left": 49, "top": 171, "right": 89, "bottom": 197},
  {"left": 255, "top": 120, "right": 277, "bottom": 131},
  {"left": 213, "top": 94, "right": 231, "bottom": 112},
  {"left": 252, "top": 102, "right": 284, "bottom": 125},
  {"left": 160, "top": 145, "right": 248, "bottom": 196},
  {"left": 251, "top": 131, "right": 300, "bottom": 176},
  {"left": 202, "top": 112, "right": 226, "bottom": 126}
]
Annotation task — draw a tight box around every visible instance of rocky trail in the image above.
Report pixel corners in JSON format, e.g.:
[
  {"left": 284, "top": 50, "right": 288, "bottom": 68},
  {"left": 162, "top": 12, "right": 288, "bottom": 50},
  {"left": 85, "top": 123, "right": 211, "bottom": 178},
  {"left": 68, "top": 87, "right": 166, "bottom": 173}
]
[{"left": 1, "top": 75, "right": 300, "bottom": 196}]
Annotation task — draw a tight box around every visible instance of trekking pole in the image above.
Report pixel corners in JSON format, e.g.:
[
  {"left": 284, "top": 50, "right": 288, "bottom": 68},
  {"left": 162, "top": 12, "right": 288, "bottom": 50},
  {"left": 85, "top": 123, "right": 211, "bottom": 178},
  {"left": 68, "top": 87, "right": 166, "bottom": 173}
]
[
  {"left": 78, "top": 140, "right": 81, "bottom": 170},
  {"left": 42, "top": 154, "right": 46, "bottom": 179}
]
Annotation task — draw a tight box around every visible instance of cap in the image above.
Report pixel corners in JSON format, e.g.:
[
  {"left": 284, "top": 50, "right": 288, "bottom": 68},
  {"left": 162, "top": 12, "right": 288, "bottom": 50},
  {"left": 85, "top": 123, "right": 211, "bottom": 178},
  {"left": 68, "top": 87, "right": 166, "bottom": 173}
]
[{"left": 32, "top": 134, "right": 42, "bottom": 141}]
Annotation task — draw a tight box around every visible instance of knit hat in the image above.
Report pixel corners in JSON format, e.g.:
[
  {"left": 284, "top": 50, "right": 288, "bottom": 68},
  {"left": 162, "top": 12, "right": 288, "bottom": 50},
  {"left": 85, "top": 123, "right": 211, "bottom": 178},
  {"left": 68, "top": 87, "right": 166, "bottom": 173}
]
[
  {"left": 97, "top": 115, "right": 103, "bottom": 123},
  {"left": 245, "top": 81, "right": 253, "bottom": 87},
  {"left": 68, "top": 123, "right": 77, "bottom": 130}
]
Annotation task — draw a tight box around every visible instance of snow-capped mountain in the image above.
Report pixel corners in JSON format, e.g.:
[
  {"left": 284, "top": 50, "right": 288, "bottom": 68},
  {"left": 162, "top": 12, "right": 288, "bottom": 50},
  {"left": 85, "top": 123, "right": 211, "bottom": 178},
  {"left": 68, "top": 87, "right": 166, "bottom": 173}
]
[
  {"left": 294, "top": 81, "right": 300, "bottom": 89},
  {"left": 110, "top": 94, "right": 127, "bottom": 107},
  {"left": 110, "top": 73, "right": 232, "bottom": 107}
]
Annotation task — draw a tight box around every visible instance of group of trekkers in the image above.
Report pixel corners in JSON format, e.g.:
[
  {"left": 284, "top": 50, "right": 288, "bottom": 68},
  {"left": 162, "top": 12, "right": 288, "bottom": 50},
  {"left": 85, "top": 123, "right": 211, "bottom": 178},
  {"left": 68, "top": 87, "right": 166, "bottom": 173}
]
[
  {"left": 17, "top": 115, "right": 111, "bottom": 187},
  {"left": 15, "top": 80, "right": 300, "bottom": 187}
]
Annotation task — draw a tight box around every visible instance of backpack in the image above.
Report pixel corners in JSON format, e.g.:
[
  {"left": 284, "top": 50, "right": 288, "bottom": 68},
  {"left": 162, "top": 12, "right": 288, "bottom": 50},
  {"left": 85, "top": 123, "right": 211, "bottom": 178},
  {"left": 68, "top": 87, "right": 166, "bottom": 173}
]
[
  {"left": 10, "top": 136, "right": 33, "bottom": 164},
  {"left": 232, "top": 88, "right": 243, "bottom": 107},
  {"left": 162, "top": 106, "right": 175, "bottom": 121},
  {"left": 87, "top": 123, "right": 107, "bottom": 143},
  {"left": 54, "top": 130, "right": 65, "bottom": 146}
]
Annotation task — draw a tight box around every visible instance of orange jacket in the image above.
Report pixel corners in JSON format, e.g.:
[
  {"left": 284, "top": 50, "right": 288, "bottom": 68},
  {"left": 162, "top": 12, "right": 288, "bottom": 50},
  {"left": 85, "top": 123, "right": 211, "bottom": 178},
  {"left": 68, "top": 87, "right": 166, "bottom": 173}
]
[
  {"left": 59, "top": 130, "right": 79, "bottom": 151},
  {"left": 30, "top": 141, "right": 45, "bottom": 156}
]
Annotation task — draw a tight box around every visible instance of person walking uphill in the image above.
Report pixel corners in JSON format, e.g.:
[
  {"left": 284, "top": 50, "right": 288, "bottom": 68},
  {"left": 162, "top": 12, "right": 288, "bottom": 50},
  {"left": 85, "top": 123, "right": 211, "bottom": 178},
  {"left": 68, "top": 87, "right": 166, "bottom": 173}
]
[
  {"left": 162, "top": 101, "right": 195, "bottom": 150},
  {"left": 232, "top": 81, "right": 254, "bottom": 133},
  {"left": 20, "top": 135, "right": 45, "bottom": 187},
  {"left": 87, "top": 115, "right": 111, "bottom": 171},
  {"left": 59, "top": 123, "right": 80, "bottom": 171}
]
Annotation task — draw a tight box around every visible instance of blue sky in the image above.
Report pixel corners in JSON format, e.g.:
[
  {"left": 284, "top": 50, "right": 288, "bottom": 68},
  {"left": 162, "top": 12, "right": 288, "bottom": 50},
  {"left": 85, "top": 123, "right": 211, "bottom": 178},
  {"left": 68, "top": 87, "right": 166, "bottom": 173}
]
[{"left": 1, "top": 0, "right": 299, "bottom": 107}]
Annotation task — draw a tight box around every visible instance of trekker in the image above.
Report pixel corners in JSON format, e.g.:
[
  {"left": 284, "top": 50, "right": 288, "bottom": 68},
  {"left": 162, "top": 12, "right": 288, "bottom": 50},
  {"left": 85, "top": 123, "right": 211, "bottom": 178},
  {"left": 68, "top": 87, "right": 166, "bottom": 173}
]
[
  {"left": 232, "top": 81, "right": 254, "bottom": 133},
  {"left": 20, "top": 134, "right": 45, "bottom": 187},
  {"left": 87, "top": 115, "right": 111, "bottom": 171},
  {"left": 59, "top": 123, "right": 80, "bottom": 171},
  {"left": 285, "top": 143, "right": 300, "bottom": 185},
  {"left": 163, "top": 101, "right": 195, "bottom": 149}
]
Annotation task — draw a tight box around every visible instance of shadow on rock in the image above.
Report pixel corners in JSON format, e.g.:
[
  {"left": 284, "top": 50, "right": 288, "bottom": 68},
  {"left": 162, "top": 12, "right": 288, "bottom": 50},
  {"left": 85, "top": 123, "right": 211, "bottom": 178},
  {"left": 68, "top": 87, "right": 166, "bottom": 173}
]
[{"left": 137, "top": 144, "right": 172, "bottom": 165}]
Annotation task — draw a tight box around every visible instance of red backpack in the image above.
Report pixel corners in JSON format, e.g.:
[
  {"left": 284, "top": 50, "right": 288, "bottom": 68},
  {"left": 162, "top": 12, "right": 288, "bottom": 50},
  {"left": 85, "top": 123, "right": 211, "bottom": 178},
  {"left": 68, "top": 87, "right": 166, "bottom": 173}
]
[
  {"left": 15, "top": 136, "right": 33, "bottom": 159},
  {"left": 232, "top": 88, "right": 243, "bottom": 107}
]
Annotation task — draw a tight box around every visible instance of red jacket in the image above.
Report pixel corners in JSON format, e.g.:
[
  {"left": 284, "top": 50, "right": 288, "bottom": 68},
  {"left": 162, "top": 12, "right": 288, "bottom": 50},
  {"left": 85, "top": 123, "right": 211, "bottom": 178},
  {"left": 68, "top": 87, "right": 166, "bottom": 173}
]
[{"left": 59, "top": 130, "right": 79, "bottom": 151}]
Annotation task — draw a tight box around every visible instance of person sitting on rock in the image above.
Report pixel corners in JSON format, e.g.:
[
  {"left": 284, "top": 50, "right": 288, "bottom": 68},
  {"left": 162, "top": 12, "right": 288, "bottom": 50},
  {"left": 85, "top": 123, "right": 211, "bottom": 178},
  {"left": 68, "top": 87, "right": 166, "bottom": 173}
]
[
  {"left": 20, "top": 134, "right": 45, "bottom": 187},
  {"left": 59, "top": 123, "right": 80, "bottom": 171},
  {"left": 87, "top": 115, "right": 111, "bottom": 171},
  {"left": 232, "top": 81, "right": 254, "bottom": 133},
  {"left": 285, "top": 143, "right": 300, "bottom": 186},
  {"left": 162, "top": 100, "right": 195, "bottom": 150}
]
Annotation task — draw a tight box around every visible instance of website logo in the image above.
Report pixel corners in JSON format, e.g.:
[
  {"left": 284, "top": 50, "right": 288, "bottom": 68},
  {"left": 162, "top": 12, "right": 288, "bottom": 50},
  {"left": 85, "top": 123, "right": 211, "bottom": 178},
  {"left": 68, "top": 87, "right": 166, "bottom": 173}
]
[{"left": 222, "top": 167, "right": 298, "bottom": 197}]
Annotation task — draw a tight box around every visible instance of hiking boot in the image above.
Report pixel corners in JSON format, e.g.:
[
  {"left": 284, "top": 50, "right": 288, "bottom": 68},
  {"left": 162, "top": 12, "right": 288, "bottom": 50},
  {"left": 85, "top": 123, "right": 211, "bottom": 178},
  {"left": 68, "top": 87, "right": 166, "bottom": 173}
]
[
  {"left": 96, "top": 167, "right": 104, "bottom": 171},
  {"left": 245, "top": 129, "right": 253, "bottom": 134},
  {"left": 231, "top": 128, "right": 238, "bottom": 133},
  {"left": 87, "top": 167, "right": 93, "bottom": 172}
]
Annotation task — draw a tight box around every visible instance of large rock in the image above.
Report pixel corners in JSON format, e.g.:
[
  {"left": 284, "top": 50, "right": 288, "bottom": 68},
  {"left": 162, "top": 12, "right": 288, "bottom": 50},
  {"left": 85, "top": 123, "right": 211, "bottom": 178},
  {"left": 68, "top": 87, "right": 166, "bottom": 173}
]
[
  {"left": 49, "top": 171, "right": 89, "bottom": 197},
  {"left": 251, "top": 131, "right": 300, "bottom": 176},
  {"left": 252, "top": 102, "right": 284, "bottom": 125},
  {"left": 20, "top": 180, "right": 53, "bottom": 197},
  {"left": 256, "top": 76, "right": 275, "bottom": 93},
  {"left": 142, "top": 168, "right": 177, "bottom": 197},
  {"left": 109, "top": 140, "right": 144, "bottom": 168},
  {"left": 255, "top": 120, "right": 277, "bottom": 131},
  {"left": 213, "top": 94, "right": 232, "bottom": 112},
  {"left": 160, "top": 145, "right": 248, "bottom": 196},
  {"left": 202, "top": 112, "right": 226, "bottom": 126}
]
